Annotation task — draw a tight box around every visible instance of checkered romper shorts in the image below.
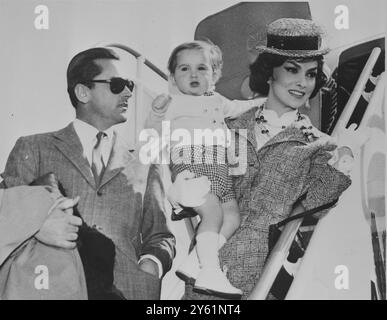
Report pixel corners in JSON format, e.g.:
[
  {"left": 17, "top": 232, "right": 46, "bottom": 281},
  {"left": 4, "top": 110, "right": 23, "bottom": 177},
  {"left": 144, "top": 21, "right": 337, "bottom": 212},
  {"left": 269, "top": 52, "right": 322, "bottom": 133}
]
[{"left": 170, "top": 145, "right": 236, "bottom": 203}]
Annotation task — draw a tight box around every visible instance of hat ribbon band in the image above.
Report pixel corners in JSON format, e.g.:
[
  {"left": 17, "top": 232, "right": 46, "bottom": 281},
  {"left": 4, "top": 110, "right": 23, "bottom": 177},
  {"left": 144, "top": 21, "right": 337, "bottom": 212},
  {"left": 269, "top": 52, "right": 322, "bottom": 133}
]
[{"left": 267, "top": 35, "right": 320, "bottom": 51}]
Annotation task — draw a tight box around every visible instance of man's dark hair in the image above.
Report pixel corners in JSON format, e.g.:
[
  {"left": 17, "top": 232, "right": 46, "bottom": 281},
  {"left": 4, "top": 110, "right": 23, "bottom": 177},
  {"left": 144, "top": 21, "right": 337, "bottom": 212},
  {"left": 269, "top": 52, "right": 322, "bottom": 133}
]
[
  {"left": 67, "top": 47, "right": 119, "bottom": 108},
  {"left": 249, "top": 53, "right": 327, "bottom": 99}
]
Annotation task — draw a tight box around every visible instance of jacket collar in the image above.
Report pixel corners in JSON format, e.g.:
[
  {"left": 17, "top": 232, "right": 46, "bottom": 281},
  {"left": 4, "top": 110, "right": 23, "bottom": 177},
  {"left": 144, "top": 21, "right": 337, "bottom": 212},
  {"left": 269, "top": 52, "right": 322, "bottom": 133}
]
[
  {"left": 259, "top": 126, "right": 308, "bottom": 151},
  {"left": 227, "top": 108, "right": 309, "bottom": 153},
  {"left": 227, "top": 107, "right": 259, "bottom": 147},
  {"left": 53, "top": 123, "right": 135, "bottom": 189},
  {"left": 99, "top": 132, "right": 136, "bottom": 189}
]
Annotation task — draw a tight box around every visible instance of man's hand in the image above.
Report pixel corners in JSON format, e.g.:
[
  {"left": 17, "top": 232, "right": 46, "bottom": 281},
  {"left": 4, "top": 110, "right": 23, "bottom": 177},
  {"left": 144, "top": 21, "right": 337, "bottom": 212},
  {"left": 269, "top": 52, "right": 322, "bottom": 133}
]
[
  {"left": 35, "top": 196, "right": 82, "bottom": 249},
  {"left": 139, "top": 258, "right": 159, "bottom": 278},
  {"left": 167, "top": 170, "right": 211, "bottom": 208}
]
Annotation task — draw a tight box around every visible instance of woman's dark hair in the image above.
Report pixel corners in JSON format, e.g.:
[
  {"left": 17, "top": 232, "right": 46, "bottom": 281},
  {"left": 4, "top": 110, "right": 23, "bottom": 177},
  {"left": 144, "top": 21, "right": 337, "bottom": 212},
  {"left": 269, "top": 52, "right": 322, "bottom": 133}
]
[{"left": 249, "top": 53, "right": 327, "bottom": 99}]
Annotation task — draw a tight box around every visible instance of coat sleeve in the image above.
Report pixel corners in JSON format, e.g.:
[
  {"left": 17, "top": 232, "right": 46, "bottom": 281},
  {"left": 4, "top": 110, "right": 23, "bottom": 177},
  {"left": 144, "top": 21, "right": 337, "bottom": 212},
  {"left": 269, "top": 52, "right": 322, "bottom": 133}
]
[
  {"left": 0, "top": 186, "right": 53, "bottom": 266},
  {"left": 140, "top": 164, "right": 176, "bottom": 276},
  {"left": 1, "top": 136, "right": 39, "bottom": 188},
  {"left": 300, "top": 142, "right": 352, "bottom": 215}
]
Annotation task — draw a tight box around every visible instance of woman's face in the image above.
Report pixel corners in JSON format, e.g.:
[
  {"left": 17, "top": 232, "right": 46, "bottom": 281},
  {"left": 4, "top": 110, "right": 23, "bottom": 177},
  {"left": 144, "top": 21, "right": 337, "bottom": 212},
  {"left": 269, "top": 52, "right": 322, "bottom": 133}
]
[{"left": 269, "top": 59, "right": 318, "bottom": 111}]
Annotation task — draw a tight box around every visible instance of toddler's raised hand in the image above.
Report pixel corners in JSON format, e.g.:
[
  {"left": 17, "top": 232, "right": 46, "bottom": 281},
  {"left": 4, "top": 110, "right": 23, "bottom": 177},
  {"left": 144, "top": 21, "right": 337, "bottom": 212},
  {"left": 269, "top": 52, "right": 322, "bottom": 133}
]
[{"left": 152, "top": 94, "right": 171, "bottom": 114}]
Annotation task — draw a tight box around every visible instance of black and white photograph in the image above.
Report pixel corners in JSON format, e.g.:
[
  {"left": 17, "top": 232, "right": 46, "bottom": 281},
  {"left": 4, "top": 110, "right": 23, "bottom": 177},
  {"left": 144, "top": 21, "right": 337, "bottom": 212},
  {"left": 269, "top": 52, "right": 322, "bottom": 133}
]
[{"left": 0, "top": 0, "right": 385, "bottom": 306}]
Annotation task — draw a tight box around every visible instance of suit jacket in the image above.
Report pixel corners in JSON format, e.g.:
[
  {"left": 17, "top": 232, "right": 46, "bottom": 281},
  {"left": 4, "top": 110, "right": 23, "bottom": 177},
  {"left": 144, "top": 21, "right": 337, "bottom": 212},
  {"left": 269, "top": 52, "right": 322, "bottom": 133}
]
[
  {"left": 184, "top": 107, "right": 352, "bottom": 300},
  {"left": 1, "top": 123, "right": 175, "bottom": 300},
  {"left": 0, "top": 186, "right": 87, "bottom": 300}
]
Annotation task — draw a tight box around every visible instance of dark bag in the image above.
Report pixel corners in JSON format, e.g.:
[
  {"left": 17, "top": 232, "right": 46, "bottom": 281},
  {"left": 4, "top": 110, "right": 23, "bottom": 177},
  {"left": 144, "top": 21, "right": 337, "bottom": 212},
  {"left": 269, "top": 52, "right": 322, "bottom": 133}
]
[{"left": 268, "top": 198, "right": 339, "bottom": 299}]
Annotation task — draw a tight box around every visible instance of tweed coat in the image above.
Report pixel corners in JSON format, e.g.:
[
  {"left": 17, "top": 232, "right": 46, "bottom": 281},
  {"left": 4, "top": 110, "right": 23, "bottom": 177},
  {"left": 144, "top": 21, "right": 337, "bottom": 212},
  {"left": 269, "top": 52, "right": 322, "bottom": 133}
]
[
  {"left": 0, "top": 186, "right": 88, "bottom": 300},
  {"left": 184, "top": 107, "right": 352, "bottom": 300},
  {"left": 1, "top": 123, "right": 175, "bottom": 300}
]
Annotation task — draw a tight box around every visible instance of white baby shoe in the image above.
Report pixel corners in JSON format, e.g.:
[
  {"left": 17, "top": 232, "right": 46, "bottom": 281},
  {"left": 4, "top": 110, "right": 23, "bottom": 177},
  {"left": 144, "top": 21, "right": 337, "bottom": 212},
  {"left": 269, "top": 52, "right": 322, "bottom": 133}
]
[
  {"left": 193, "top": 267, "right": 242, "bottom": 299},
  {"left": 175, "top": 249, "right": 200, "bottom": 282}
]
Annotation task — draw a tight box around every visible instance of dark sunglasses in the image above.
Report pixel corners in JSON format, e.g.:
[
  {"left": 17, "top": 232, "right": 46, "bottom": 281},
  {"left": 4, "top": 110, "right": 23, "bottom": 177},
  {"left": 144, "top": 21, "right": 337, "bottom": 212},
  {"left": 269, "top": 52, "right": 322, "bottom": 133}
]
[{"left": 84, "top": 77, "right": 135, "bottom": 94}]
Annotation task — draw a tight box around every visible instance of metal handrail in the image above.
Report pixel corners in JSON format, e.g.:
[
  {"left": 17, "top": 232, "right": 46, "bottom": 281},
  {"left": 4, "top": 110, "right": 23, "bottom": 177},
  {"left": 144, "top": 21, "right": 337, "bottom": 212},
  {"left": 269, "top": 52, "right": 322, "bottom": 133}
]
[
  {"left": 248, "top": 46, "right": 382, "bottom": 300},
  {"left": 357, "top": 72, "right": 386, "bottom": 300},
  {"left": 248, "top": 205, "right": 305, "bottom": 300},
  {"left": 107, "top": 43, "right": 168, "bottom": 81},
  {"left": 357, "top": 71, "right": 385, "bottom": 130},
  {"left": 332, "top": 47, "right": 381, "bottom": 136},
  {"left": 358, "top": 72, "right": 385, "bottom": 219}
]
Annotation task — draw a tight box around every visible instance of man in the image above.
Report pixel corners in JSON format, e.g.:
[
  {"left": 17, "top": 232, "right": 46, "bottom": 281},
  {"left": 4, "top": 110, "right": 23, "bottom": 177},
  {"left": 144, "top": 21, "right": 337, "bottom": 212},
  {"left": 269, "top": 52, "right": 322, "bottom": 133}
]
[{"left": 1, "top": 47, "right": 175, "bottom": 299}]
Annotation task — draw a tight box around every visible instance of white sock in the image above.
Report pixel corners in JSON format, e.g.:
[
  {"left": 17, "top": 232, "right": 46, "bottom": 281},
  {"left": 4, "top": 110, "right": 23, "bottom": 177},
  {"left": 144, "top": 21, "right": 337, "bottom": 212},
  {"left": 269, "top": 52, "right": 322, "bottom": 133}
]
[{"left": 196, "top": 231, "right": 221, "bottom": 269}]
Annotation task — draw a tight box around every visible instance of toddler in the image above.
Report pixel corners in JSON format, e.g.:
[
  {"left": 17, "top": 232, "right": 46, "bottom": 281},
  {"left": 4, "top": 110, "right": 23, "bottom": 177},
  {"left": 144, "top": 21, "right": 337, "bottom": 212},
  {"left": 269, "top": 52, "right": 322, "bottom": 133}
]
[{"left": 145, "top": 40, "right": 264, "bottom": 299}]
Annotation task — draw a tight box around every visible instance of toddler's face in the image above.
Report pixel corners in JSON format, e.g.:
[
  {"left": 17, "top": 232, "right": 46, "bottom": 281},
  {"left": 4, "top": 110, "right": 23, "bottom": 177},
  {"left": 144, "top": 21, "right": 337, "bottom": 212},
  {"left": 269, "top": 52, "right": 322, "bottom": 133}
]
[{"left": 171, "top": 49, "right": 216, "bottom": 96}]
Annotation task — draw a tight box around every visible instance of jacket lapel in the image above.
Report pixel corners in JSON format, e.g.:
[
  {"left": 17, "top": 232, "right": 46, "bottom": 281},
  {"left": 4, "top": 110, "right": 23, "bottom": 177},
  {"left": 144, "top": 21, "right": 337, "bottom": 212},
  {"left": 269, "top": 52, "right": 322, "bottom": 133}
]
[
  {"left": 53, "top": 123, "right": 96, "bottom": 188},
  {"left": 259, "top": 126, "right": 308, "bottom": 153},
  {"left": 227, "top": 109, "right": 309, "bottom": 160},
  {"left": 99, "top": 132, "right": 136, "bottom": 189},
  {"left": 227, "top": 107, "right": 258, "bottom": 148}
]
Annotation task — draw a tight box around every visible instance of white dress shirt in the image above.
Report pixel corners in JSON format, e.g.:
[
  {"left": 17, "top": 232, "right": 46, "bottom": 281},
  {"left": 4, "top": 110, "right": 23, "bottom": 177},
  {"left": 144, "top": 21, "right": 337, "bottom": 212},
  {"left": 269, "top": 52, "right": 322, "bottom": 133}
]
[
  {"left": 73, "top": 119, "right": 114, "bottom": 169},
  {"left": 254, "top": 108, "right": 303, "bottom": 151}
]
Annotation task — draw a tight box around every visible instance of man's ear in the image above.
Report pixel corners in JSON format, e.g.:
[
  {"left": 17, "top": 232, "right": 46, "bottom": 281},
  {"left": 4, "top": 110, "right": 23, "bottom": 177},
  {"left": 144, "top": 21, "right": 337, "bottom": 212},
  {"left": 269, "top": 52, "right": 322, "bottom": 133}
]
[{"left": 74, "top": 83, "right": 90, "bottom": 104}]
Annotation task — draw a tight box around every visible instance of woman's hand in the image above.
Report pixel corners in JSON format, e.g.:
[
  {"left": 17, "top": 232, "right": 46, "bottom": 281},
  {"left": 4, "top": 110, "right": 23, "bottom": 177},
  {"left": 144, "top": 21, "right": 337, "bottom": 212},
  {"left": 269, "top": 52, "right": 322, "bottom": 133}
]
[{"left": 333, "top": 123, "right": 371, "bottom": 157}]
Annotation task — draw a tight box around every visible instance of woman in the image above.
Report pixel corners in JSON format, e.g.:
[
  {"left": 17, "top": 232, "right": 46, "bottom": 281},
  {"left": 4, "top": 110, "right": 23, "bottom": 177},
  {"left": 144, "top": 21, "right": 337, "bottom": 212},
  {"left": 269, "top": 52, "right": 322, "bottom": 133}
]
[{"left": 176, "top": 18, "right": 353, "bottom": 300}]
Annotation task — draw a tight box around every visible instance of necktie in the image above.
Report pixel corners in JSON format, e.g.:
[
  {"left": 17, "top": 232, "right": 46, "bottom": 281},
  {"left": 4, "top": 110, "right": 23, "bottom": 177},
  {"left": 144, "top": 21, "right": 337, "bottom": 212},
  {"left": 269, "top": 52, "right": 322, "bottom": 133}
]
[{"left": 91, "top": 131, "right": 107, "bottom": 184}]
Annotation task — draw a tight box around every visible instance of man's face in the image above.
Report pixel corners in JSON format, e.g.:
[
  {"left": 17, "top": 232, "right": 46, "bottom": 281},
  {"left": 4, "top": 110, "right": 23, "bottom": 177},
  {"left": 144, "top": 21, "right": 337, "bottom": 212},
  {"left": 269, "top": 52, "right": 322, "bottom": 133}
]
[{"left": 87, "top": 59, "right": 132, "bottom": 130}]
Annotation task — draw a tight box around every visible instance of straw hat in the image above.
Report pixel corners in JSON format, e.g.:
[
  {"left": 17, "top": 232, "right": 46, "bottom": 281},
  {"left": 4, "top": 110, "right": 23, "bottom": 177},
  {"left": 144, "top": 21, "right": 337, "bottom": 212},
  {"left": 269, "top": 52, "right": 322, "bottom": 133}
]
[{"left": 256, "top": 18, "right": 330, "bottom": 58}]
